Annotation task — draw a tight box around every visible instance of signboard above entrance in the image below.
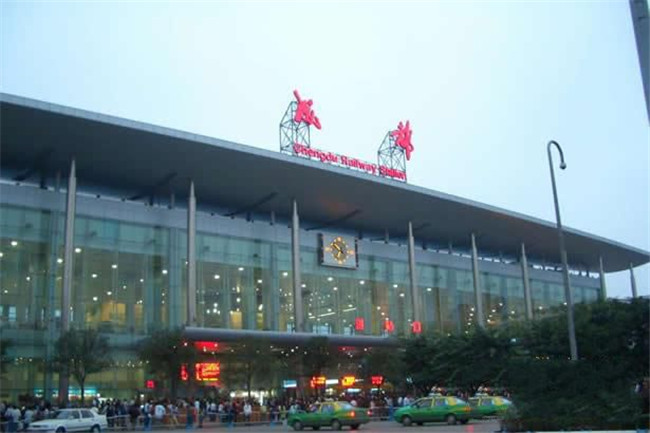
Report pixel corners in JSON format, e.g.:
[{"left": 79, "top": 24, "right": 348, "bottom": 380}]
[{"left": 279, "top": 89, "right": 412, "bottom": 182}]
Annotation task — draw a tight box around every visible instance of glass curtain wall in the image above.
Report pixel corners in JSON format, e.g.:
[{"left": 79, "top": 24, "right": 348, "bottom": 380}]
[
  {"left": 72, "top": 215, "right": 186, "bottom": 334},
  {"left": 196, "top": 231, "right": 292, "bottom": 332},
  {"left": 298, "top": 244, "right": 412, "bottom": 337},
  {"left": 0, "top": 203, "right": 64, "bottom": 401}
]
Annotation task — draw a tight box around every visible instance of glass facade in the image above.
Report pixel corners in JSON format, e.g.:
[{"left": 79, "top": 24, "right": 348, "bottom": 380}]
[{"left": 0, "top": 185, "right": 604, "bottom": 401}]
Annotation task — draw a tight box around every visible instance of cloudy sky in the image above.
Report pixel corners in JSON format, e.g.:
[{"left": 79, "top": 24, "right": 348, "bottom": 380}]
[{"left": 1, "top": 0, "right": 648, "bottom": 297}]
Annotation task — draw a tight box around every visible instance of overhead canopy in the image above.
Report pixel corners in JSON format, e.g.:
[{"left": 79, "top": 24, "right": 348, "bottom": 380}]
[
  {"left": 1, "top": 93, "right": 648, "bottom": 272},
  {"left": 184, "top": 327, "right": 398, "bottom": 348}
]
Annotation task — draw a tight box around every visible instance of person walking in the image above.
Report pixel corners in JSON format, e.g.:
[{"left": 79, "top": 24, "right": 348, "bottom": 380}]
[{"left": 243, "top": 401, "right": 252, "bottom": 425}]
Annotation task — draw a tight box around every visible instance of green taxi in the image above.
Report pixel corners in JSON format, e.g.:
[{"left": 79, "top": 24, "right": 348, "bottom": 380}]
[
  {"left": 287, "top": 401, "right": 370, "bottom": 431},
  {"left": 393, "top": 396, "right": 471, "bottom": 426},
  {"left": 468, "top": 395, "right": 512, "bottom": 418}
]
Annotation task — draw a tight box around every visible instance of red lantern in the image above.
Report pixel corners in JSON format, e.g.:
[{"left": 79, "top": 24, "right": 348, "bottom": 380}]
[
  {"left": 411, "top": 321, "right": 422, "bottom": 334},
  {"left": 384, "top": 320, "right": 395, "bottom": 333},
  {"left": 354, "top": 317, "right": 365, "bottom": 331},
  {"left": 371, "top": 376, "right": 384, "bottom": 386},
  {"left": 145, "top": 380, "right": 155, "bottom": 389}
]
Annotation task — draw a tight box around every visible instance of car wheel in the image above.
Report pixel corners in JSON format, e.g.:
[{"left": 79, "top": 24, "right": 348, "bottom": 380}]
[
  {"left": 56, "top": 428, "right": 65, "bottom": 433},
  {"left": 350, "top": 425, "right": 359, "bottom": 430},
  {"left": 460, "top": 419, "right": 469, "bottom": 425},
  {"left": 91, "top": 425, "right": 101, "bottom": 433},
  {"left": 292, "top": 420, "right": 303, "bottom": 431},
  {"left": 446, "top": 414, "right": 457, "bottom": 425},
  {"left": 402, "top": 415, "right": 412, "bottom": 427},
  {"left": 331, "top": 419, "right": 342, "bottom": 431}
]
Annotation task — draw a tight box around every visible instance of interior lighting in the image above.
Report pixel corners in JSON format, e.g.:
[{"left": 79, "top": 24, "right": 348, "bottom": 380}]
[
  {"left": 282, "top": 272, "right": 289, "bottom": 277},
  {"left": 162, "top": 269, "right": 168, "bottom": 275},
  {"left": 112, "top": 264, "right": 118, "bottom": 269},
  {"left": 333, "top": 287, "right": 338, "bottom": 291},
  {"left": 93, "top": 296, "right": 98, "bottom": 301},
  {"left": 26, "top": 276, "right": 31, "bottom": 281},
  {"left": 92, "top": 274, "right": 98, "bottom": 279},
  {"left": 107, "top": 291, "right": 112, "bottom": 296},
  {"left": 393, "top": 284, "right": 398, "bottom": 288},
  {"left": 399, "top": 293, "right": 405, "bottom": 297},
  {"left": 140, "top": 278, "right": 144, "bottom": 283},
  {"left": 258, "top": 279, "right": 263, "bottom": 284},
  {"left": 236, "top": 297, "right": 241, "bottom": 303},
  {"left": 214, "top": 274, "right": 220, "bottom": 280},
  {"left": 57, "top": 258, "right": 63, "bottom": 264},
  {"left": 258, "top": 304, "right": 263, "bottom": 311},
  {"left": 75, "top": 248, "right": 82, "bottom": 253},
  {"left": 238, "top": 267, "right": 244, "bottom": 271},
  {"left": 0, "top": 252, "right": 3, "bottom": 258},
  {"left": 327, "top": 277, "right": 333, "bottom": 282},
  {"left": 426, "top": 287, "right": 432, "bottom": 292},
  {"left": 10, "top": 241, "right": 18, "bottom": 247},
  {"left": 359, "top": 280, "right": 365, "bottom": 285}
]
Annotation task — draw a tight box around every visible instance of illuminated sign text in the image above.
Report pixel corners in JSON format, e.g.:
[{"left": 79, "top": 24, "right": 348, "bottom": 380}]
[{"left": 293, "top": 143, "right": 406, "bottom": 181}]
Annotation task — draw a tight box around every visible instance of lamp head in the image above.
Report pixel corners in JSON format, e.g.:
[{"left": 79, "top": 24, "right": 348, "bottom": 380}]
[{"left": 560, "top": 162, "right": 567, "bottom": 170}]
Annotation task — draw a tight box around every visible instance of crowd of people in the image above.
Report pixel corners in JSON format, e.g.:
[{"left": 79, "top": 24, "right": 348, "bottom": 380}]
[{"left": 0, "top": 387, "right": 510, "bottom": 431}]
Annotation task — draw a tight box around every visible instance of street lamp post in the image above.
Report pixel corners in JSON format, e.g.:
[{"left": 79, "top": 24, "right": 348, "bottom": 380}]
[{"left": 547, "top": 140, "right": 579, "bottom": 361}]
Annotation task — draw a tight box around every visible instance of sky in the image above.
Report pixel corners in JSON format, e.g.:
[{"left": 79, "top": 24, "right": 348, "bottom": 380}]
[{"left": 1, "top": 0, "right": 648, "bottom": 298}]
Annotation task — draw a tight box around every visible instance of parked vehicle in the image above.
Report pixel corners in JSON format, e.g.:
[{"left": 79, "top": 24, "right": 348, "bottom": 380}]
[
  {"left": 28, "top": 409, "right": 108, "bottom": 433},
  {"left": 468, "top": 395, "right": 512, "bottom": 419},
  {"left": 287, "top": 401, "right": 370, "bottom": 431},
  {"left": 393, "top": 396, "right": 471, "bottom": 426}
]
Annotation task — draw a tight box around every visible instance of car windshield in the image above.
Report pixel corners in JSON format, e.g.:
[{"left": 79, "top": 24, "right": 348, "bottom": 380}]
[
  {"left": 54, "top": 411, "right": 73, "bottom": 420},
  {"left": 337, "top": 402, "right": 354, "bottom": 410}
]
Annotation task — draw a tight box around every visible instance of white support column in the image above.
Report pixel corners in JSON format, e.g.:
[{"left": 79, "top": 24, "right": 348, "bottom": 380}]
[
  {"left": 598, "top": 257, "right": 607, "bottom": 301},
  {"left": 521, "top": 243, "right": 533, "bottom": 320},
  {"left": 291, "top": 200, "right": 303, "bottom": 332},
  {"left": 630, "top": 263, "right": 638, "bottom": 298},
  {"left": 187, "top": 182, "right": 197, "bottom": 326},
  {"left": 407, "top": 222, "right": 421, "bottom": 324},
  {"left": 59, "top": 160, "right": 77, "bottom": 404},
  {"left": 471, "top": 233, "right": 485, "bottom": 328}
]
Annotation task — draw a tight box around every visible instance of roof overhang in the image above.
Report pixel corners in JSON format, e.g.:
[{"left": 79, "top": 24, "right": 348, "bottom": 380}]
[
  {"left": 1, "top": 93, "right": 648, "bottom": 272},
  {"left": 183, "top": 327, "right": 399, "bottom": 347}
]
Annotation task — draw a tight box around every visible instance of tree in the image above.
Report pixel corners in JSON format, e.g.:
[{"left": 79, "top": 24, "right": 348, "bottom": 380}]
[
  {"left": 219, "top": 337, "right": 279, "bottom": 399},
  {"left": 137, "top": 328, "right": 197, "bottom": 399},
  {"left": 502, "top": 298, "right": 650, "bottom": 431},
  {"left": 53, "top": 329, "right": 111, "bottom": 405},
  {"left": 301, "top": 337, "right": 338, "bottom": 378},
  {"left": 360, "top": 345, "right": 406, "bottom": 391}
]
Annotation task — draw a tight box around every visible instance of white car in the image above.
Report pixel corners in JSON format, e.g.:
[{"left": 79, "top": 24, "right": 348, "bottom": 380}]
[{"left": 28, "top": 409, "right": 108, "bottom": 433}]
